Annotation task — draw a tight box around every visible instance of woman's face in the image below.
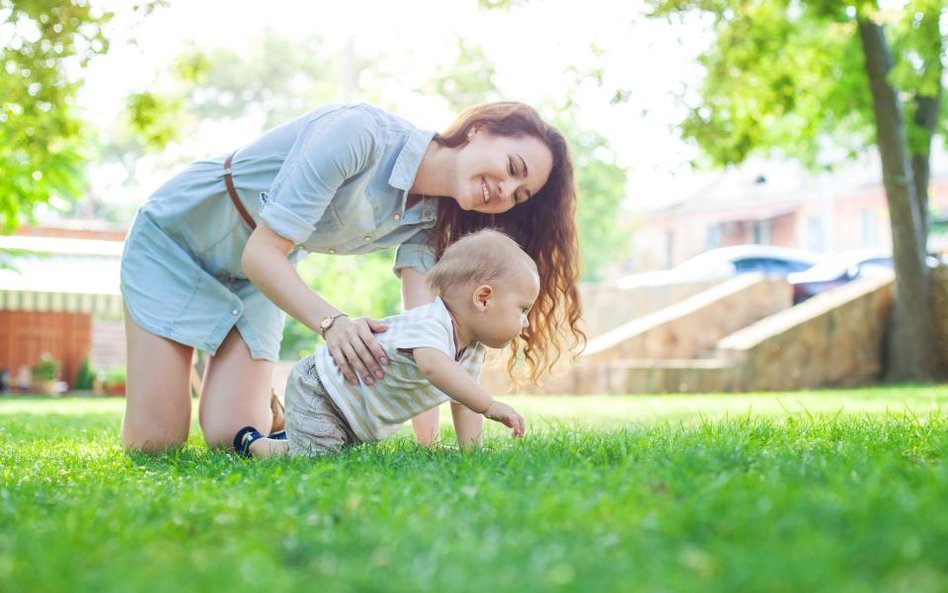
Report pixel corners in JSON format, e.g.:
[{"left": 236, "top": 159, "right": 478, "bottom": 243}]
[{"left": 453, "top": 128, "right": 554, "bottom": 214}]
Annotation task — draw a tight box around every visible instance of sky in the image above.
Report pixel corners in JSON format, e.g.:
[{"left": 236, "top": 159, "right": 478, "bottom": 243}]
[{"left": 77, "top": 0, "right": 710, "bottom": 206}]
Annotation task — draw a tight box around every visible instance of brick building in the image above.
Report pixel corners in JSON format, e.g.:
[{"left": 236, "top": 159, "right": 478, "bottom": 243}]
[
  {"left": 0, "top": 231, "right": 124, "bottom": 390},
  {"left": 625, "top": 153, "right": 948, "bottom": 273}
]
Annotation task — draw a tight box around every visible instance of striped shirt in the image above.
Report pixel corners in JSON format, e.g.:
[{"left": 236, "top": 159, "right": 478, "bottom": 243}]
[{"left": 314, "top": 297, "right": 486, "bottom": 442}]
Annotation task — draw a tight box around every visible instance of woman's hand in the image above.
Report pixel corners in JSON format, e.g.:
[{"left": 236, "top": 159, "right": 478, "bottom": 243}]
[{"left": 324, "top": 316, "right": 388, "bottom": 385}]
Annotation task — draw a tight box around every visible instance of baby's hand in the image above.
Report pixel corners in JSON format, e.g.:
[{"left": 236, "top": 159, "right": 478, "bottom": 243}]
[{"left": 483, "top": 401, "right": 526, "bottom": 438}]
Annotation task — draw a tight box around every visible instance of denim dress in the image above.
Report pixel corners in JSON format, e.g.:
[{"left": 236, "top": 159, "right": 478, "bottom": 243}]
[{"left": 120, "top": 103, "right": 439, "bottom": 361}]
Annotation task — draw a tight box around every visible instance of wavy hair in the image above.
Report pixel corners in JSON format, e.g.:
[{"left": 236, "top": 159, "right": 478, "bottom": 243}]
[{"left": 429, "top": 102, "right": 585, "bottom": 386}]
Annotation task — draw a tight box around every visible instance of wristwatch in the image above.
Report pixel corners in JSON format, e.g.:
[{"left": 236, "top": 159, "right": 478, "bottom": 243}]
[{"left": 318, "top": 313, "right": 347, "bottom": 337}]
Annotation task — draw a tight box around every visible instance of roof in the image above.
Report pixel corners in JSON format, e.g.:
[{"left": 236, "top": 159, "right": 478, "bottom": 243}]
[
  {"left": 631, "top": 145, "right": 948, "bottom": 217},
  {"left": 0, "top": 235, "right": 123, "bottom": 315}
]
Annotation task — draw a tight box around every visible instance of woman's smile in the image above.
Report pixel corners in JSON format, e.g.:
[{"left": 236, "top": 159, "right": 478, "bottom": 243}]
[{"left": 480, "top": 177, "right": 493, "bottom": 204}]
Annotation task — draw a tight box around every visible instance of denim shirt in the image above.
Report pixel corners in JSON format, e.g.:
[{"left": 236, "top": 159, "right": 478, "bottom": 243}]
[{"left": 142, "top": 103, "right": 440, "bottom": 280}]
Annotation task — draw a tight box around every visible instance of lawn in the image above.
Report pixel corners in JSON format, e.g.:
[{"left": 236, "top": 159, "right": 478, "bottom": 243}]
[{"left": 2, "top": 386, "right": 947, "bottom": 593}]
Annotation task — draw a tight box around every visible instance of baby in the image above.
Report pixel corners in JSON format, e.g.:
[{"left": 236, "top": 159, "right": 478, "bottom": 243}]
[{"left": 236, "top": 228, "right": 536, "bottom": 457}]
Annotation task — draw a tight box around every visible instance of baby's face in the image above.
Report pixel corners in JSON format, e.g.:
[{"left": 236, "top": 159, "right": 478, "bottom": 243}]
[{"left": 473, "top": 271, "right": 539, "bottom": 348}]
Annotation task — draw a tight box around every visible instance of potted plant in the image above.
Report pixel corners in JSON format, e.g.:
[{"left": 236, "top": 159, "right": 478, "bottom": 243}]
[
  {"left": 75, "top": 357, "right": 96, "bottom": 393},
  {"left": 31, "top": 353, "right": 61, "bottom": 396},
  {"left": 101, "top": 367, "right": 127, "bottom": 396}
]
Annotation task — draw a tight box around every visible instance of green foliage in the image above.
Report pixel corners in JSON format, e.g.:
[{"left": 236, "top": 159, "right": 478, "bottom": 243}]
[
  {"left": 477, "top": 0, "right": 526, "bottom": 9},
  {"left": 645, "top": 0, "right": 944, "bottom": 169},
  {"left": 0, "top": 0, "right": 113, "bottom": 229},
  {"left": 126, "top": 91, "right": 187, "bottom": 149},
  {"left": 110, "top": 28, "right": 362, "bottom": 183},
  {"left": 888, "top": 0, "right": 945, "bottom": 99},
  {"left": 3, "top": 387, "right": 948, "bottom": 592},
  {"left": 425, "top": 39, "right": 499, "bottom": 112},
  {"left": 30, "top": 352, "right": 59, "bottom": 381},
  {"left": 177, "top": 31, "right": 344, "bottom": 130},
  {"left": 101, "top": 366, "right": 126, "bottom": 387},
  {"left": 74, "top": 357, "right": 95, "bottom": 390},
  {"left": 555, "top": 115, "right": 630, "bottom": 281}
]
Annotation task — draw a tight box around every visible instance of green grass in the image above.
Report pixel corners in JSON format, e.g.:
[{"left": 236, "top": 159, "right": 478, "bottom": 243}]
[{"left": 2, "top": 386, "right": 948, "bottom": 593}]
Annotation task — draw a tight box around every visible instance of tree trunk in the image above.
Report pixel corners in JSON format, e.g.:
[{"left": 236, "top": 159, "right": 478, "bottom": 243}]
[
  {"left": 857, "top": 18, "right": 935, "bottom": 381},
  {"left": 908, "top": 5, "right": 944, "bottom": 236}
]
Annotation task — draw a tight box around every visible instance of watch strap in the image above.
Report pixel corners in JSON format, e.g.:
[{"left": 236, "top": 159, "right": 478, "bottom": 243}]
[{"left": 319, "top": 313, "right": 347, "bottom": 337}]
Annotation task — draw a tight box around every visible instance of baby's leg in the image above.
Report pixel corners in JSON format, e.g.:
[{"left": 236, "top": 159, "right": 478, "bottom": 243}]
[{"left": 284, "top": 357, "right": 355, "bottom": 456}]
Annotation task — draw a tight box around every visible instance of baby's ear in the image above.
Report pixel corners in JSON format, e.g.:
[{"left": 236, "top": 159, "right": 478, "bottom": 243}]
[{"left": 473, "top": 284, "right": 493, "bottom": 310}]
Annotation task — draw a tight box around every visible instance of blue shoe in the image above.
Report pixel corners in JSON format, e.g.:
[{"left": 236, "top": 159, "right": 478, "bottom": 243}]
[
  {"left": 233, "top": 425, "right": 264, "bottom": 457},
  {"left": 268, "top": 430, "right": 287, "bottom": 441}
]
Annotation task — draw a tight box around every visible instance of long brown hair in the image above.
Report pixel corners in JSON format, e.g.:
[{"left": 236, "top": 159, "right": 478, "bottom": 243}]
[{"left": 429, "top": 102, "right": 585, "bottom": 385}]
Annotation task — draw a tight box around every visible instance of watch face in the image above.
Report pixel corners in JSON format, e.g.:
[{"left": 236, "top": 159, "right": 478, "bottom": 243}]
[{"left": 320, "top": 314, "right": 341, "bottom": 333}]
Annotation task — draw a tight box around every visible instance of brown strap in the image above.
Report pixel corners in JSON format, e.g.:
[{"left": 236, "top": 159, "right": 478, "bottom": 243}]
[{"left": 224, "top": 152, "right": 257, "bottom": 230}]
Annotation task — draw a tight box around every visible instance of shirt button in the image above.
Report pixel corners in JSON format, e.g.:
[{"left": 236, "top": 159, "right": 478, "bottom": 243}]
[
  {"left": 393, "top": 213, "right": 401, "bottom": 221},
  {"left": 231, "top": 309, "right": 239, "bottom": 315},
  {"left": 363, "top": 236, "right": 371, "bottom": 242}
]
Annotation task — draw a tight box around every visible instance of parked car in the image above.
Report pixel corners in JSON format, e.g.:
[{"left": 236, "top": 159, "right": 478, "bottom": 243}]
[
  {"left": 616, "top": 244, "right": 826, "bottom": 289},
  {"left": 787, "top": 249, "right": 940, "bottom": 304}
]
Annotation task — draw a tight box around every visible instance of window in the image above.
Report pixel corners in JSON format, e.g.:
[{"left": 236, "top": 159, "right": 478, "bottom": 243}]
[
  {"left": 752, "top": 220, "right": 772, "bottom": 244},
  {"left": 806, "top": 216, "right": 823, "bottom": 252},
  {"left": 705, "top": 225, "right": 722, "bottom": 250},
  {"left": 861, "top": 211, "right": 877, "bottom": 248}
]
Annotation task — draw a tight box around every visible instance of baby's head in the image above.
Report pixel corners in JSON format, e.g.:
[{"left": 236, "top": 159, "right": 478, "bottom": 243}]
[{"left": 427, "top": 229, "right": 540, "bottom": 348}]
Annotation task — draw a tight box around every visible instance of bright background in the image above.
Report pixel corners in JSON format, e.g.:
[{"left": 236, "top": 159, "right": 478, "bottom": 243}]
[{"left": 78, "top": 0, "right": 708, "bottom": 203}]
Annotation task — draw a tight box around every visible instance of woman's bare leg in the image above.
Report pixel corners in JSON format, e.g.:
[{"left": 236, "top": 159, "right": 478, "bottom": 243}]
[
  {"left": 122, "top": 306, "right": 195, "bottom": 452},
  {"left": 199, "top": 327, "right": 287, "bottom": 455}
]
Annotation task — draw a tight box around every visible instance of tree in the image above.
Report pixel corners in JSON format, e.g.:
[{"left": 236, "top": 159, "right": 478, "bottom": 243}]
[
  {"left": 646, "top": 0, "right": 945, "bottom": 381},
  {"left": 424, "top": 38, "right": 500, "bottom": 113},
  {"left": 553, "top": 112, "right": 631, "bottom": 282},
  {"left": 0, "top": 1, "right": 163, "bottom": 230},
  {"left": 118, "top": 28, "right": 348, "bottom": 156},
  {"left": 0, "top": 1, "right": 111, "bottom": 229}
]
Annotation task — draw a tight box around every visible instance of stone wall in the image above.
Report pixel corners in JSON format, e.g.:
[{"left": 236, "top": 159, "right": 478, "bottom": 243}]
[
  {"left": 578, "top": 281, "right": 721, "bottom": 337},
  {"left": 481, "top": 271, "right": 903, "bottom": 395},
  {"left": 481, "top": 275, "right": 791, "bottom": 394},
  {"left": 582, "top": 275, "right": 791, "bottom": 362},
  {"left": 717, "top": 275, "right": 892, "bottom": 391}
]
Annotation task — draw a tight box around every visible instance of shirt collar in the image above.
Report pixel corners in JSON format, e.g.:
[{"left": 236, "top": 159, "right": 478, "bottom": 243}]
[
  {"left": 388, "top": 128, "right": 435, "bottom": 191},
  {"left": 433, "top": 296, "right": 478, "bottom": 359}
]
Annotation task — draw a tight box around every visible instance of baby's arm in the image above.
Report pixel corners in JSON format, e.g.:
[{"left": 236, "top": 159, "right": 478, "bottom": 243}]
[{"left": 412, "top": 347, "right": 525, "bottom": 438}]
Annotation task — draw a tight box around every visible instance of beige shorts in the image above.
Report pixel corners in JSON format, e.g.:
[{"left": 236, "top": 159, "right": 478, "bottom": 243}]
[{"left": 284, "top": 356, "right": 359, "bottom": 457}]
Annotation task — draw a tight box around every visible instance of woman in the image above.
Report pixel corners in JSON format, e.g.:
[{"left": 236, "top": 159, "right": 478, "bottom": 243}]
[{"left": 120, "top": 101, "right": 583, "bottom": 453}]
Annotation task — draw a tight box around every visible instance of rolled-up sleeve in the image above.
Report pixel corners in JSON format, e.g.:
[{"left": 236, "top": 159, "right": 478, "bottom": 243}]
[
  {"left": 260, "top": 106, "right": 378, "bottom": 244},
  {"left": 393, "top": 230, "right": 437, "bottom": 277}
]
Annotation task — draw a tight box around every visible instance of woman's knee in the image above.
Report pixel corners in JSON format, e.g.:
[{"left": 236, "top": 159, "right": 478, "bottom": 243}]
[
  {"left": 121, "top": 423, "right": 189, "bottom": 452},
  {"left": 199, "top": 408, "right": 270, "bottom": 450},
  {"left": 121, "top": 388, "right": 192, "bottom": 452}
]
